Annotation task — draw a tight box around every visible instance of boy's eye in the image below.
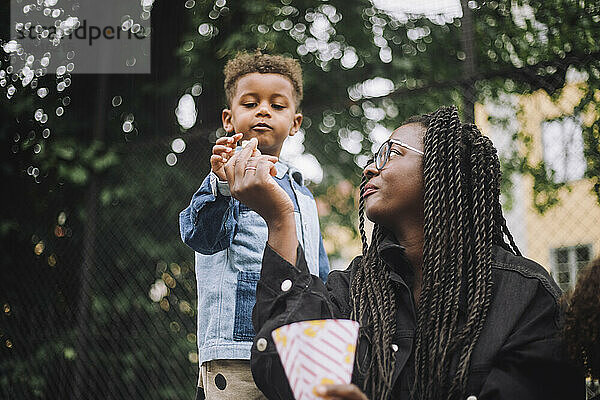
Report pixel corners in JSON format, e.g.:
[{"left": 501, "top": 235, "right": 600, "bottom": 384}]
[
  {"left": 242, "top": 103, "right": 257, "bottom": 108},
  {"left": 272, "top": 104, "right": 285, "bottom": 110}
]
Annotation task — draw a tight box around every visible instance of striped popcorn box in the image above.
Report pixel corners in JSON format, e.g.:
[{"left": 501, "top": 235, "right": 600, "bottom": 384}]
[{"left": 271, "top": 319, "right": 359, "bottom": 400}]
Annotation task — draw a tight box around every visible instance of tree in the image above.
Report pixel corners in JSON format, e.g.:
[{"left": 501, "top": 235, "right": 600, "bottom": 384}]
[
  {"left": 1, "top": 2, "right": 201, "bottom": 398},
  {"left": 2, "top": 0, "right": 598, "bottom": 398},
  {"left": 179, "top": 0, "right": 599, "bottom": 213}
]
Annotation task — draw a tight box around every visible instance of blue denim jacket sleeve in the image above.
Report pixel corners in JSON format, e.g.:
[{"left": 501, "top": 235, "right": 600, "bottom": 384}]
[
  {"left": 179, "top": 173, "right": 237, "bottom": 254},
  {"left": 318, "top": 234, "right": 329, "bottom": 283}
]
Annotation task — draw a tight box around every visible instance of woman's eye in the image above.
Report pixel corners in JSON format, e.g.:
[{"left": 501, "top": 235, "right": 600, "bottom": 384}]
[{"left": 390, "top": 149, "right": 403, "bottom": 157}]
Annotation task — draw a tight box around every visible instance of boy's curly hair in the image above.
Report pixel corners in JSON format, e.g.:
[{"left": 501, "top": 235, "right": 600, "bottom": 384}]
[
  {"left": 564, "top": 256, "right": 600, "bottom": 379},
  {"left": 223, "top": 51, "right": 303, "bottom": 108}
]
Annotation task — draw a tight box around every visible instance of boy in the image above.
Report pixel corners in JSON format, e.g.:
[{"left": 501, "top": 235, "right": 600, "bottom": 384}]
[{"left": 179, "top": 52, "right": 329, "bottom": 400}]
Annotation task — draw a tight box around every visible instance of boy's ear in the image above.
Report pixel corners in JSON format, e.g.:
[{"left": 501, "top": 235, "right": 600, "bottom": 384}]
[
  {"left": 289, "top": 112, "right": 303, "bottom": 137},
  {"left": 222, "top": 108, "right": 234, "bottom": 132}
]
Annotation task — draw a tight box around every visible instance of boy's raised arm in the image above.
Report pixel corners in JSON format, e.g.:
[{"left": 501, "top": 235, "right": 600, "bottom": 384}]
[
  {"left": 179, "top": 172, "right": 237, "bottom": 255},
  {"left": 178, "top": 134, "right": 243, "bottom": 255}
]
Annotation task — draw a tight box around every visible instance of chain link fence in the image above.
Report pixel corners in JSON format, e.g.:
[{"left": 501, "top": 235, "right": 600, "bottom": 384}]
[
  {"left": 3, "top": 86, "right": 599, "bottom": 399},
  {"left": 2, "top": 1, "right": 600, "bottom": 399},
  {"left": 2, "top": 140, "right": 210, "bottom": 399}
]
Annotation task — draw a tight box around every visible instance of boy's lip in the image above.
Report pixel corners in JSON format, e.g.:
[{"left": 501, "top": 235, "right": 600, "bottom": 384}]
[{"left": 252, "top": 122, "right": 272, "bottom": 130}]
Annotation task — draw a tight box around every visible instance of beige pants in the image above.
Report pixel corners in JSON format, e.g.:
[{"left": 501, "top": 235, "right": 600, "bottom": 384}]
[{"left": 197, "top": 359, "right": 267, "bottom": 400}]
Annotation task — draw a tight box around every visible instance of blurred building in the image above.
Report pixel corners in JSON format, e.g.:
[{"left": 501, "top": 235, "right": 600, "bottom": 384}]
[{"left": 478, "top": 81, "right": 600, "bottom": 291}]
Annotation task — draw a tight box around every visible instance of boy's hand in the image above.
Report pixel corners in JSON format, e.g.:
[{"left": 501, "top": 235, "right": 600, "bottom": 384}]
[{"left": 211, "top": 133, "right": 243, "bottom": 181}]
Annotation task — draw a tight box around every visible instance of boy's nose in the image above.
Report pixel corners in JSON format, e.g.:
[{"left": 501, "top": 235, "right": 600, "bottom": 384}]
[{"left": 256, "top": 102, "right": 271, "bottom": 116}]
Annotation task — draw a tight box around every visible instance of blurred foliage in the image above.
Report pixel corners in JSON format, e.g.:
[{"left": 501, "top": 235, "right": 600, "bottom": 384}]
[
  {"left": 1, "top": 0, "right": 599, "bottom": 398},
  {"left": 179, "top": 0, "right": 599, "bottom": 220},
  {"left": 1, "top": 1, "right": 199, "bottom": 398}
]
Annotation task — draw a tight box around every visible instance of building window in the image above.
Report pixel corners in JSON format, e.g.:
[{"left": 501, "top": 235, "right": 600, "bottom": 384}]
[
  {"left": 551, "top": 244, "right": 593, "bottom": 291},
  {"left": 541, "top": 116, "right": 586, "bottom": 183}
]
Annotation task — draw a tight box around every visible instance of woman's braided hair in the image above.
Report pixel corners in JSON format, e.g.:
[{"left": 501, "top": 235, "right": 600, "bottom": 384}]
[{"left": 350, "top": 106, "right": 520, "bottom": 399}]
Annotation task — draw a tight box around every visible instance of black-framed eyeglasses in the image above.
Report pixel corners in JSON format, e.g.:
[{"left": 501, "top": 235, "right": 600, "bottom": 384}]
[{"left": 374, "top": 139, "right": 424, "bottom": 170}]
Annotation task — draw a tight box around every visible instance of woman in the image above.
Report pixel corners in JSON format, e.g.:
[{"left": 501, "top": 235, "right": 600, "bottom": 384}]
[
  {"left": 564, "top": 257, "right": 600, "bottom": 400},
  {"left": 224, "top": 106, "right": 583, "bottom": 399}
]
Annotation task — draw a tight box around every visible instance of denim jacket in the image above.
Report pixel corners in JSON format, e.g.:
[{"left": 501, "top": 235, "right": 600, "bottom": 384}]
[{"left": 179, "top": 162, "right": 329, "bottom": 364}]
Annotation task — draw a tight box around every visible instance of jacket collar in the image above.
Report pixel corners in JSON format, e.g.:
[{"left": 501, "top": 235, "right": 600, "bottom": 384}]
[
  {"left": 275, "top": 161, "right": 304, "bottom": 186},
  {"left": 376, "top": 230, "right": 414, "bottom": 289},
  {"left": 275, "top": 161, "right": 288, "bottom": 179},
  {"left": 375, "top": 230, "right": 468, "bottom": 316}
]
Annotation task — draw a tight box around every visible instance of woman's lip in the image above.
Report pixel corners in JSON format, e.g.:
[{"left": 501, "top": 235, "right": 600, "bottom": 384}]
[{"left": 363, "top": 188, "right": 377, "bottom": 198}]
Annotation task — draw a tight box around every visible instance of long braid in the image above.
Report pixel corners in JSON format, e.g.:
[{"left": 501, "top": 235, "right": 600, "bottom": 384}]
[
  {"left": 424, "top": 114, "right": 453, "bottom": 397},
  {"left": 358, "top": 175, "right": 370, "bottom": 254},
  {"left": 351, "top": 192, "right": 397, "bottom": 399},
  {"left": 415, "top": 113, "right": 444, "bottom": 398},
  {"left": 434, "top": 114, "right": 466, "bottom": 394},
  {"left": 449, "top": 127, "right": 495, "bottom": 395},
  {"left": 351, "top": 106, "right": 519, "bottom": 399}
]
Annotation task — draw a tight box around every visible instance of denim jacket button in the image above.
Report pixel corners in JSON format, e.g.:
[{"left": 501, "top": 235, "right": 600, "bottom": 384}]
[
  {"left": 256, "top": 338, "right": 268, "bottom": 352},
  {"left": 466, "top": 396, "right": 477, "bottom": 400},
  {"left": 280, "top": 279, "right": 292, "bottom": 292},
  {"left": 391, "top": 344, "right": 399, "bottom": 352}
]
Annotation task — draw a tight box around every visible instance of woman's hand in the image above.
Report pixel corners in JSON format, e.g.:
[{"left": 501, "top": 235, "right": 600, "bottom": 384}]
[
  {"left": 314, "top": 384, "right": 369, "bottom": 400},
  {"left": 223, "top": 138, "right": 292, "bottom": 223},
  {"left": 224, "top": 138, "right": 299, "bottom": 264}
]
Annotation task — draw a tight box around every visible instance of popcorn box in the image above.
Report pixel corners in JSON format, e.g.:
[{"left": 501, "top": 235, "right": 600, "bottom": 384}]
[{"left": 271, "top": 319, "right": 359, "bottom": 400}]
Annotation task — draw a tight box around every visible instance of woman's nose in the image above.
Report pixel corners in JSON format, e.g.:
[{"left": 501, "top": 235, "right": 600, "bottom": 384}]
[{"left": 363, "top": 159, "right": 378, "bottom": 179}]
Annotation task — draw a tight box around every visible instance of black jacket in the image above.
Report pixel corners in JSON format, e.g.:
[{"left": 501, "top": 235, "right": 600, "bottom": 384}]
[{"left": 251, "top": 237, "right": 584, "bottom": 399}]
